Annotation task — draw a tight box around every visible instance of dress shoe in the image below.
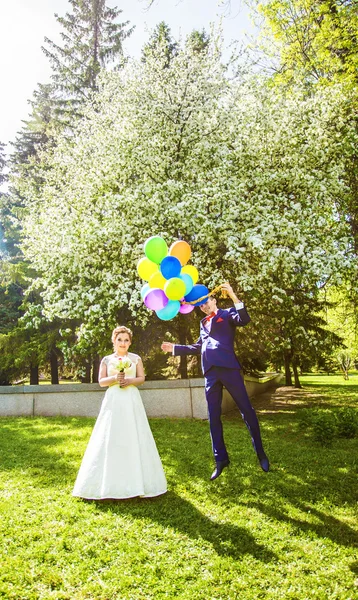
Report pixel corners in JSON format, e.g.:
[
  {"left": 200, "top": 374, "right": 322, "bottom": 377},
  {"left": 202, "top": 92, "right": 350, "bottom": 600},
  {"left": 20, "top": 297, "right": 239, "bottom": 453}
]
[
  {"left": 210, "top": 459, "right": 230, "bottom": 481},
  {"left": 258, "top": 453, "right": 270, "bottom": 472}
]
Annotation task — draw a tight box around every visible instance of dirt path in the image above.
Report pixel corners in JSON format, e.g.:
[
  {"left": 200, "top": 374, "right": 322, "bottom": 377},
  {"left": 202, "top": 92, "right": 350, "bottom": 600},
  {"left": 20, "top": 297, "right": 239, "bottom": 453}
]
[{"left": 251, "top": 385, "right": 324, "bottom": 414}]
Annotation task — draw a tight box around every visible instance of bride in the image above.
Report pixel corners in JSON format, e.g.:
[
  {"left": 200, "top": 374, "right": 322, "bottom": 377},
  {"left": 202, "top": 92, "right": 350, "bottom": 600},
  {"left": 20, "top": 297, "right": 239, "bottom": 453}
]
[{"left": 73, "top": 326, "right": 167, "bottom": 499}]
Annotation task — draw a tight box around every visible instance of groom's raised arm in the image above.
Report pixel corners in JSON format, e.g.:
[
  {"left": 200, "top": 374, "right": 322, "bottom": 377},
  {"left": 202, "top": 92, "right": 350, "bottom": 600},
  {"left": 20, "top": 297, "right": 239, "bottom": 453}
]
[
  {"left": 222, "top": 282, "right": 251, "bottom": 327},
  {"left": 161, "top": 339, "right": 202, "bottom": 356}
]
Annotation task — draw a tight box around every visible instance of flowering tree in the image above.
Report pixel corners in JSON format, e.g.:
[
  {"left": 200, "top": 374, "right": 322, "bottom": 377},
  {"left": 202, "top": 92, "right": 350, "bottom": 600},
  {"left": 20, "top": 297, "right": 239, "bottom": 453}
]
[{"left": 19, "top": 34, "right": 356, "bottom": 381}]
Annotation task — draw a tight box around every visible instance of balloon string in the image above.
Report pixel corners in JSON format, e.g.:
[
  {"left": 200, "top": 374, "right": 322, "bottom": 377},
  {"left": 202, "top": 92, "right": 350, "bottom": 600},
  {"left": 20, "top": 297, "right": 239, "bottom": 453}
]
[{"left": 182, "top": 284, "right": 226, "bottom": 305}]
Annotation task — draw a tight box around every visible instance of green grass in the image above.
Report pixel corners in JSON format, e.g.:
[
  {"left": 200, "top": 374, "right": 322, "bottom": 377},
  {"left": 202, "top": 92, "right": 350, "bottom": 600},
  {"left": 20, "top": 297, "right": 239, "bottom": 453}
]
[
  {"left": 0, "top": 376, "right": 357, "bottom": 599},
  {"left": 299, "top": 372, "right": 358, "bottom": 408}
]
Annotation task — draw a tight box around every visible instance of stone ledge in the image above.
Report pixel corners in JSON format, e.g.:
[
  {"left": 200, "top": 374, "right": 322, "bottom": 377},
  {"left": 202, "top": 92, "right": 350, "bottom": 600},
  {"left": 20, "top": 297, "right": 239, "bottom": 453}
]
[{"left": 0, "top": 373, "right": 283, "bottom": 419}]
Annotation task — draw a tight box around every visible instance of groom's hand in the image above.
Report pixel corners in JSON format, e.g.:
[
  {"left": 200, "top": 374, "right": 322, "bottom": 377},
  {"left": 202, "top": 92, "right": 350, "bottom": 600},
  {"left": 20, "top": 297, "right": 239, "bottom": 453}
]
[
  {"left": 161, "top": 342, "right": 174, "bottom": 353},
  {"left": 221, "top": 282, "right": 240, "bottom": 304}
]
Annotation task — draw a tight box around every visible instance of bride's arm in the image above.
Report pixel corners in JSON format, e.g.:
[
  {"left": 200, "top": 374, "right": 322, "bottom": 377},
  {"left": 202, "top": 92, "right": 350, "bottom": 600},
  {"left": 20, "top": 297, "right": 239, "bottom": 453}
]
[
  {"left": 120, "top": 358, "right": 145, "bottom": 388},
  {"left": 98, "top": 359, "right": 121, "bottom": 387}
]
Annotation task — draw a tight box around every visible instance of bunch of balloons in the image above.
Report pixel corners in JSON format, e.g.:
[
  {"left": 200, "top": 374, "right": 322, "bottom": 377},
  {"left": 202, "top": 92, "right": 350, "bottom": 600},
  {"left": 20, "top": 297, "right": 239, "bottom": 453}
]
[{"left": 137, "top": 236, "right": 209, "bottom": 321}]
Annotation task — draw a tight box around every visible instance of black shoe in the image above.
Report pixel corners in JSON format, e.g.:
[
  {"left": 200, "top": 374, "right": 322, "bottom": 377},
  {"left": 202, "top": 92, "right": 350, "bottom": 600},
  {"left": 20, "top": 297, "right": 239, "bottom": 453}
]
[
  {"left": 258, "top": 453, "right": 270, "bottom": 472},
  {"left": 210, "top": 459, "right": 230, "bottom": 481}
]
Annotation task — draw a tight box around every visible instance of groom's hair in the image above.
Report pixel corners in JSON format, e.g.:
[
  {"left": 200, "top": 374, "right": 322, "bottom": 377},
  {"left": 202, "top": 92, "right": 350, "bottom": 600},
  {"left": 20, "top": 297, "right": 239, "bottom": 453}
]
[{"left": 111, "top": 326, "right": 133, "bottom": 343}]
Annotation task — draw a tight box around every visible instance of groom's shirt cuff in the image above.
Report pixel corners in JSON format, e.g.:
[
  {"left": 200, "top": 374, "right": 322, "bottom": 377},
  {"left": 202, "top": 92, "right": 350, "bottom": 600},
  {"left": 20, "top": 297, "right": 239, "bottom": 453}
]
[{"left": 235, "top": 302, "right": 244, "bottom": 310}]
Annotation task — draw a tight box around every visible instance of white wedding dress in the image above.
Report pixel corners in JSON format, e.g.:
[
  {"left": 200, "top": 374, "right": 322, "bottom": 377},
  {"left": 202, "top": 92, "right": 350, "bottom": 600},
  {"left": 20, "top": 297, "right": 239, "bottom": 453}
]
[{"left": 72, "top": 352, "right": 167, "bottom": 499}]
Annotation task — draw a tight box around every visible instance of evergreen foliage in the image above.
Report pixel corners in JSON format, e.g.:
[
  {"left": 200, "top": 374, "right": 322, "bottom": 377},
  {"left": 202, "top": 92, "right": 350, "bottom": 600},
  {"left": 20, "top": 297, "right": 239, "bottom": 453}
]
[
  {"left": 142, "top": 21, "right": 178, "bottom": 66},
  {"left": 42, "top": 0, "right": 134, "bottom": 124},
  {"left": 1, "top": 2, "right": 135, "bottom": 384}
]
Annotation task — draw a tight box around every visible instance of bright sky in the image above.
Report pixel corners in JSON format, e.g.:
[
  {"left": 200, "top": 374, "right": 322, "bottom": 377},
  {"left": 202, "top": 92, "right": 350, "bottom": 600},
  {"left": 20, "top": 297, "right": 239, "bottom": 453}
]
[{"left": 0, "top": 0, "right": 254, "bottom": 150}]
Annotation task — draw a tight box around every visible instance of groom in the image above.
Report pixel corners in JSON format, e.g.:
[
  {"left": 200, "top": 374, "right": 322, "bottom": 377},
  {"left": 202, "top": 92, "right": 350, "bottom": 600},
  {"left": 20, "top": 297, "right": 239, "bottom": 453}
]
[{"left": 161, "top": 283, "right": 269, "bottom": 480}]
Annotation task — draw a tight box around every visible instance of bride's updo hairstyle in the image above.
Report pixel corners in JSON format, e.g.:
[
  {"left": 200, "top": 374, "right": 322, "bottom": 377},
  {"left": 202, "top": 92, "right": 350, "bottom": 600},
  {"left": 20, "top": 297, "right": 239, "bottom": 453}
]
[{"left": 112, "top": 326, "right": 133, "bottom": 345}]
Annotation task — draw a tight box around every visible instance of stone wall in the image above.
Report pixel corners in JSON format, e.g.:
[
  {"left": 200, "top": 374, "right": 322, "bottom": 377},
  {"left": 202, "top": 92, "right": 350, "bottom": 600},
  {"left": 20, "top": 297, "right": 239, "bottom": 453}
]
[{"left": 0, "top": 373, "right": 283, "bottom": 419}]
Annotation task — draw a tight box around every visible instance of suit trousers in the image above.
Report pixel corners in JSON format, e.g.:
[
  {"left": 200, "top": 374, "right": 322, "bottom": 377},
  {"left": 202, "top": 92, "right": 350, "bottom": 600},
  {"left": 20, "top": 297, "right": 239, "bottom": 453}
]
[{"left": 204, "top": 366, "right": 265, "bottom": 462}]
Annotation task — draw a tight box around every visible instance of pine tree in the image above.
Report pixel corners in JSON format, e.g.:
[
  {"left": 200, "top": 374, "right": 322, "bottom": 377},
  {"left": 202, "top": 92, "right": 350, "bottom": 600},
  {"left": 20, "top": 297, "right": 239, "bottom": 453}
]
[
  {"left": 141, "top": 22, "right": 178, "bottom": 66},
  {"left": 0, "top": 142, "right": 10, "bottom": 259},
  {"left": 42, "top": 0, "right": 134, "bottom": 124},
  {"left": 1, "top": 3, "right": 134, "bottom": 385},
  {"left": 11, "top": 84, "right": 57, "bottom": 169},
  {"left": 186, "top": 29, "right": 210, "bottom": 54}
]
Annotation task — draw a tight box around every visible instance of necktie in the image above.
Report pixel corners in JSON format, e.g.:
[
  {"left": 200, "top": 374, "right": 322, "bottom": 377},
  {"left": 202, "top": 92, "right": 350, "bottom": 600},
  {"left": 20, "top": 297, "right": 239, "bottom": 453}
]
[{"left": 203, "top": 312, "right": 216, "bottom": 325}]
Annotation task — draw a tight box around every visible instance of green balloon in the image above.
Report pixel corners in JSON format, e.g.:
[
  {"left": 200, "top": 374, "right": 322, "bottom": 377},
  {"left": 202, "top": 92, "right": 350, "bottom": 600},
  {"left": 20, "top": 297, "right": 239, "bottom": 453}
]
[{"left": 144, "top": 236, "right": 168, "bottom": 264}]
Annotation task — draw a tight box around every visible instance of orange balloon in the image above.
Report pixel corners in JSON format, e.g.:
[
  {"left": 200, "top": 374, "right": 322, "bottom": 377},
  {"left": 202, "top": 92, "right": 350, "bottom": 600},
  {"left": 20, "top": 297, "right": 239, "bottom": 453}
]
[{"left": 169, "top": 240, "right": 191, "bottom": 266}]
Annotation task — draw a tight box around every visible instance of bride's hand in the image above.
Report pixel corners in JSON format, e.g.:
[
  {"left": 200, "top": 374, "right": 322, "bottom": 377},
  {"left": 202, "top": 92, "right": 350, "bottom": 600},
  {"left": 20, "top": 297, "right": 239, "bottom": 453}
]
[
  {"left": 117, "top": 372, "right": 125, "bottom": 385},
  {"left": 120, "top": 377, "right": 133, "bottom": 388}
]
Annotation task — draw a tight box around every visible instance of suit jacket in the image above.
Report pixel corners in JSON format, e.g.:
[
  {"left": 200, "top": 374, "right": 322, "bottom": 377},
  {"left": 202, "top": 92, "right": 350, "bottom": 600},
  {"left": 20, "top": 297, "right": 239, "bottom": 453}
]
[{"left": 174, "top": 306, "right": 250, "bottom": 375}]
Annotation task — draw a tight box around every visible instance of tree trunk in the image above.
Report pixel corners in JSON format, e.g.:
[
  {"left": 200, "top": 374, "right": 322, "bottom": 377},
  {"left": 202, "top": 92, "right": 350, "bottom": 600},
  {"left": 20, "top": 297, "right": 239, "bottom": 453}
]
[
  {"left": 81, "top": 361, "right": 91, "bottom": 383},
  {"left": 292, "top": 358, "right": 302, "bottom": 388},
  {"left": 284, "top": 350, "right": 292, "bottom": 386},
  {"left": 30, "top": 364, "right": 39, "bottom": 385},
  {"left": 50, "top": 349, "right": 59, "bottom": 384},
  {"left": 178, "top": 315, "right": 188, "bottom": 379},
  {"left": 92, "top": 355, "right": 100, "bottom": 383}
]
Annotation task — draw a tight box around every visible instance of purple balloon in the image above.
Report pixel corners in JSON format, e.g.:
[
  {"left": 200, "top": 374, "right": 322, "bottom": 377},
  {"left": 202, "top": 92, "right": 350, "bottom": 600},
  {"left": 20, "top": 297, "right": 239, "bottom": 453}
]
[
  {"left": 179, "top": 303, "right": 195, "bottom": 314},
  {"left": 144, "top": 288, "right": 168, "bottom": 311},
  {"left": 160, "top": 256, "right": 181, "bottom": 280}
]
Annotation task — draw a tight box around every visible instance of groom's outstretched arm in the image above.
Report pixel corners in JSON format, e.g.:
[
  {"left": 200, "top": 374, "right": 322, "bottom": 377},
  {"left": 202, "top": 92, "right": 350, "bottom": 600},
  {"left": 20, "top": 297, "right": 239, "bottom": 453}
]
[{"left": 161, "top": 339, "right": 202, "bottom": 356}]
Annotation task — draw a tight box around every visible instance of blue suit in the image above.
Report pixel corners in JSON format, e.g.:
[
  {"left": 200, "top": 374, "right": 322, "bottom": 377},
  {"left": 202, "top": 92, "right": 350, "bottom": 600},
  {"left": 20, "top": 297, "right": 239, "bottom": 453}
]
[{"left": 174, "top": 306, "right": 265, "bottom": 462}]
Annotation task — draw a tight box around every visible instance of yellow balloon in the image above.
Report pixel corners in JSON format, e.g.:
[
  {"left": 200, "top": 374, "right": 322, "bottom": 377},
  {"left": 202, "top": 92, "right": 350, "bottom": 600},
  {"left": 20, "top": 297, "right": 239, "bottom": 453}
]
[
  {"left": 149, "top": 271, "right": 167, "bottom": 290},
  {"left": 137, "top": 257, "right": 159, "bottom": 281},
  {"left": 164, "top": 277, "right": 186, "bottom": 301},
  {"left": 181, "top": 265, "right": 199, "bottom": 284}
]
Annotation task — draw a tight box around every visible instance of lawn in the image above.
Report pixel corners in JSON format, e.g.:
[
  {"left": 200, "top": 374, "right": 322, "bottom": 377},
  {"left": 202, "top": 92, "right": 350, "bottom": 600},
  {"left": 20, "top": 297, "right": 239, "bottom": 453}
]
[
  {"left": 0, "top": 375, "right": 357, "bottom": 599},
  {"left": 300, "top": 372, "right": 358, "bottom": 404}
]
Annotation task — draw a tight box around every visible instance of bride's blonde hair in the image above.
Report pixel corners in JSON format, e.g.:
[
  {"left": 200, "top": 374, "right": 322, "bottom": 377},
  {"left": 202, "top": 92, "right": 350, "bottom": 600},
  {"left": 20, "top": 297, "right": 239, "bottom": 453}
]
[{"left": 111, "top": 326, "right": 133, "bottom": 344}]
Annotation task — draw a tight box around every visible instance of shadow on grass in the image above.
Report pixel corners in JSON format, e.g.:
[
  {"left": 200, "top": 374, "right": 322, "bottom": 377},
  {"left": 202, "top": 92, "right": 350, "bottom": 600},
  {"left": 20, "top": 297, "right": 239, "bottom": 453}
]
[
  {"left": 92, "top": 490, "right": 277, "bottom": 563},
  {"left": 245, "top": 499, "right": 358, "bottom": 549},
  {"left": 1, "top": 413, "right": 357, "bottom": 556},
  {"left": 0, "top": 416, "right": 91, "bottom": 484}
]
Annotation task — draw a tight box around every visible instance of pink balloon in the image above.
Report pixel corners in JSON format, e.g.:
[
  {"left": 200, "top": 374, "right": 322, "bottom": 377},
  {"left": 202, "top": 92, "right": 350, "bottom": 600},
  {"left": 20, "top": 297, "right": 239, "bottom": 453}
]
[
  {"left": 179, "top": 303, "right": 195, "bottom": 314},
  {"left": 144, "top": 288, "right": 168, "bottom": 311}
]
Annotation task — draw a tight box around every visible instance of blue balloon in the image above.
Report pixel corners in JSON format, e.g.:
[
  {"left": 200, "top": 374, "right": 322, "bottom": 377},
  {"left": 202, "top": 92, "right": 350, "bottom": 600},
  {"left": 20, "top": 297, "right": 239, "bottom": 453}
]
[
  {"left": 160, "top": 256, "right": 181, "bottom": 280},
  {"left": 184, "top": 284, "right": 209, "bottom": 306},
  {"left": 180, "top": 273, "right": 194, "bottom": 295},
  {"left": 140, "top": 283, "right": 151, "bottom": 299},
  {"left": 156, "top": 300, "right": 180, "bottom": 321}
]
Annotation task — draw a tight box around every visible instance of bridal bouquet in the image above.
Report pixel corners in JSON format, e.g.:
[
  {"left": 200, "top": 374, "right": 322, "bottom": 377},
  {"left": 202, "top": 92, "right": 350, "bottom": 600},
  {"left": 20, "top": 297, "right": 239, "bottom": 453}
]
[{"left": 115, "top": 358, "right": 132, "bottom": 373}]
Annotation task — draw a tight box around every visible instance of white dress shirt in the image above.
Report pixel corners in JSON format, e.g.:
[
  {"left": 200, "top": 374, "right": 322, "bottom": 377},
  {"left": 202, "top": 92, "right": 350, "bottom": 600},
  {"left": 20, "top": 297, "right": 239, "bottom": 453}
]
[{"left": 173, "top": 303, "right": 245, "bottom": 351}]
